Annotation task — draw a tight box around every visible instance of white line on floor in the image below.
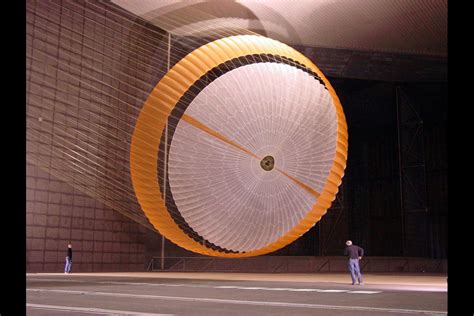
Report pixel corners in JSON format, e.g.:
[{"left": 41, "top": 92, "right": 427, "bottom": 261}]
[
  {"left": 27, "top": 288, "right": 446, "bottom": 314},
  {"left": 27, "top": 303, "right": 173, "bottom": 315},
  {"left": 27, "top": 278, "right": 381, "bottom": 294}
]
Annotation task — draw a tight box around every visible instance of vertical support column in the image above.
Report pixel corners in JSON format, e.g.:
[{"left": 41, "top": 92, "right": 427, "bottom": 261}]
[
  {"left": 395, "top": 87, "right": 405, "bottom": 256},
  {"left": 161, "top": 32, "right": 171, "bottom": 270},
  {"left": 319, "top": 184, "right": 345, "bottom": 256},
  {"left": 396, "top": 86, "right": 429, "bottom": 258},
  {"left": 318, "top": 221, "right": 323, "bottom": 256}
]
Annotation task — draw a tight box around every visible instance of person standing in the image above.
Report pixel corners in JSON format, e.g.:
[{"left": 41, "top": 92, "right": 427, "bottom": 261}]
[
  {"left": 344, "top": 240, "right": 364, "bottom": 285},
  {"left": 64, "top": 243, "right": 72, "bottom": 274}
]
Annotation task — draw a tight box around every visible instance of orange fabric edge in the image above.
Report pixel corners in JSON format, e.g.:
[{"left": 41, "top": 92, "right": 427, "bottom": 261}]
[{"left": 130, "top": 35, "right": 348, "bottom": 257}]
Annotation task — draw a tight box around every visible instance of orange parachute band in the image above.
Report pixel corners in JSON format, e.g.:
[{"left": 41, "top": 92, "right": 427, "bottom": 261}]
[{"left": 130, "top": 35, "right": 348, "bottom": 257}]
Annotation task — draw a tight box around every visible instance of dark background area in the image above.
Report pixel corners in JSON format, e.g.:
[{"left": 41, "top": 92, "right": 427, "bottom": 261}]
[{"left": 271, "top": 79, "right": 447, "bottom": 259}]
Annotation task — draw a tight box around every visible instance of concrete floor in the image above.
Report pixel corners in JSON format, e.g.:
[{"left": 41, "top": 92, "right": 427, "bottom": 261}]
[{"left": 27, "top": 272, "right": 447, "bottom": 315}]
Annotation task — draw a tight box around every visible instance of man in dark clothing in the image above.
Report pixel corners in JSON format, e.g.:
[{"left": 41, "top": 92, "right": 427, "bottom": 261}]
[
  {"left": 344, "top": 240, "right": 364, "bottom": 285},
  {"left": 64, "top": 243, "right": 72, "bottom": 274}
]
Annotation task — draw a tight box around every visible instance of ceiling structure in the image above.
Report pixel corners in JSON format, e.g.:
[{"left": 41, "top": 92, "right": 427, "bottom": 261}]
[{"left": 112, "top": 0, "right": 447, "bottom": 57}]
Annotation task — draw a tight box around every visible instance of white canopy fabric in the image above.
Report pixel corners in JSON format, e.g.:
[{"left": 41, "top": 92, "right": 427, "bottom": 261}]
[{"left": 168, "top": 62, "right": 336, "bottom": 252}]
